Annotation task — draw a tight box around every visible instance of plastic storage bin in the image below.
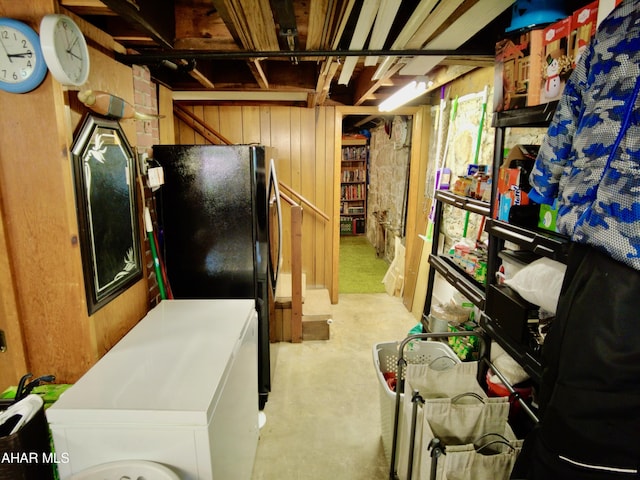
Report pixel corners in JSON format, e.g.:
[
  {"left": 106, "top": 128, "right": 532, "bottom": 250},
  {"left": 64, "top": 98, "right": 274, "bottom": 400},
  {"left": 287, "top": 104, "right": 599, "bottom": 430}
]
[{"left": 373, "top": 340, "right": 460, "bottom": 463}]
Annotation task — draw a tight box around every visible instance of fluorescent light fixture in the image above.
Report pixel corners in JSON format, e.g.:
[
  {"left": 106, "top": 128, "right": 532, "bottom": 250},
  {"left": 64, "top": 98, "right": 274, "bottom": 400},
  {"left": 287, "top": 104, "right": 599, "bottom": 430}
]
[{"left": 378, "top": 78, "right": 432, "bottom": 112}]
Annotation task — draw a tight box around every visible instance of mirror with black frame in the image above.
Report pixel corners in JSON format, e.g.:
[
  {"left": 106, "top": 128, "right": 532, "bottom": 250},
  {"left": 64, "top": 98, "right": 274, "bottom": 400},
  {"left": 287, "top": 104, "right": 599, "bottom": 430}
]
[{"left": 71, "top": 115, "right": 142, "bottom": 314}]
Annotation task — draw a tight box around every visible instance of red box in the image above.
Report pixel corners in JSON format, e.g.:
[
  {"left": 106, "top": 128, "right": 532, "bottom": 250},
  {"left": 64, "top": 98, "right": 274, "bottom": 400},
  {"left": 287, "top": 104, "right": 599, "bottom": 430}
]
[
  {"left": 534, "top": 17, "right": 573, "bottom": 105},
  {"left": 571, "top": 1, "right": 599, "bottom": 68}
]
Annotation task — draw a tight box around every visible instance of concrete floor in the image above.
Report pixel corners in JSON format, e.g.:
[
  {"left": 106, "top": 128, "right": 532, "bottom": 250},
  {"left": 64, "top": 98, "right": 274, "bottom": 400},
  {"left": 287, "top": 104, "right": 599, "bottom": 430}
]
[{"left": 251, "top": 293, "right": 419, "bottom": 480}]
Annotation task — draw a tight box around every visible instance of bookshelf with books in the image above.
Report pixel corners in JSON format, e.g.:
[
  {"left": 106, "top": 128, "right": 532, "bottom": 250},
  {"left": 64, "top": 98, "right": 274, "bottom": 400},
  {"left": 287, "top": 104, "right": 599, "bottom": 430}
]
[{"left": 340, "top": 136, "right": 368, "bottom": 235}]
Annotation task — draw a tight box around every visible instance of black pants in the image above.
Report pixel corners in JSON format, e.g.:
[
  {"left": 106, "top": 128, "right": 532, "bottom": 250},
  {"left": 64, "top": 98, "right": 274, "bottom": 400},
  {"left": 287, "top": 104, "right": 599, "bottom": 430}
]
[{"left": 511, "top": 243, "right": 640, "bottom": 479}]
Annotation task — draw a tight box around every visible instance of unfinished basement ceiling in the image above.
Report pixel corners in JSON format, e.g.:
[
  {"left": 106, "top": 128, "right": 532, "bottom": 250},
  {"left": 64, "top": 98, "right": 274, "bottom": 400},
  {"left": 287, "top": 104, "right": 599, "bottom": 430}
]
[{"left": 60, "top": 0, "right": 587, "bottom": 108}]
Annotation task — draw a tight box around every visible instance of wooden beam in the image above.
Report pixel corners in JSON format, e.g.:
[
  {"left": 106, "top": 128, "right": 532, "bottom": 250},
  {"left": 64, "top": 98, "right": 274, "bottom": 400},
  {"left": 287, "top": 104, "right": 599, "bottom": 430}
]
[
  {"left": 334, "top": 0, "right": 357, "bottom": 49},
  {"left": 249, "top": 59, "right": 270, "bottom": 89},
  {"left": 100, "top": 0, "right": 175, "bottom": 48},
  {"left": 60, "top": 0, "right": 117, "bottom": 15},
  {"left": 426, "top": 65, "right": 477, "bottom": 94},
  {"left": 401, "top": 0, "right": 512, "bottom": 75},
  {"left": 306, "top": 0, "right": 331, "bottom": 49},
  {"left": 175, "top": 3, "right": 240, "bottom": 51},
  {"left": 371, "top": 0, "right": 439, "bottom": 80},
  {"left": 208, "top": 0, "right": 245, "bottom": 46},
  {"left": 405, "top": 0, "right": 467, "bottom": 50},
  {"left": 315, "top": 58, "right": 339, "bottom": 105},
  {"left": 213, "top": 0, "right": 280, "bottom": 51},
  {"left": 353, "top": 62, "right": 404, "bottom": 106},
  {"left": 388, "top": 0, "right": 440, "bottom": 49},
  {"left": 175, "top": 59, "right": 216, "bottom": 89},
  {"left": 307, "top": 92, "right": 316, "bottom": 108},
  {"left": 60, "top": 6, "right": 128, "bottom": 55},
  {"left": 337, "top": 0, "right": 380, "bottom": 85},
  {"left": 364, "top": 0, "right": 402, "bottom": 66}
]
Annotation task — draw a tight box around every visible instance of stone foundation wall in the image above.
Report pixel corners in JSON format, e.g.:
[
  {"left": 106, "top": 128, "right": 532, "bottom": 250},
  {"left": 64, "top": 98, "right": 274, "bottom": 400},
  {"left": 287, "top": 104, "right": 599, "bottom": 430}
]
[{"left": 367, "top": 116, "right": 412, "bottom": 263}]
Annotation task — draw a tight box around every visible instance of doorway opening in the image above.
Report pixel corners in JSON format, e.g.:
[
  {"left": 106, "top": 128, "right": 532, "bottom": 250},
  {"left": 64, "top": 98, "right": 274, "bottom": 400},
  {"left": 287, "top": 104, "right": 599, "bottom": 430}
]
[{"left": 338, "top": 112, "right": 414, "bottom": 295}]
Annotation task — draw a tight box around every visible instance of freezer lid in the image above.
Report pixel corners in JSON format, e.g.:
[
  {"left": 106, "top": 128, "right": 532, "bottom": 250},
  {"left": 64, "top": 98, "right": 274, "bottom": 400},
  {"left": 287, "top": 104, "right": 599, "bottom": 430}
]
[{"left": 46, "top": 299, "right": 257, "bottom": 426}]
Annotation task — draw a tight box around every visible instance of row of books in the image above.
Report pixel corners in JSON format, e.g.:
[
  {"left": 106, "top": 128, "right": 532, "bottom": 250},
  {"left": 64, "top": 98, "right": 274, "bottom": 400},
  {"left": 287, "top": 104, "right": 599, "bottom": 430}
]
[
  {"left": 341, "top": 203, "right": 365, "bottom": 215},
  {"left": 341, "top": 184, "right": 365, "bottom": 200},
  {"left": 342, "top": 146, "right": 368, "bottom": 162},
  {"left": 342, "top": 168, "right": 366, "bottom": 182}
]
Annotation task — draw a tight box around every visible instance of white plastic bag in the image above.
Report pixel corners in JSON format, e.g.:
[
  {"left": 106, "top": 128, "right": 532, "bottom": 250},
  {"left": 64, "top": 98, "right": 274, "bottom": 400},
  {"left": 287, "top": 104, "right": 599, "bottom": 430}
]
[{"left": 504, "top": 257, "right": 566, "bottom": 314}]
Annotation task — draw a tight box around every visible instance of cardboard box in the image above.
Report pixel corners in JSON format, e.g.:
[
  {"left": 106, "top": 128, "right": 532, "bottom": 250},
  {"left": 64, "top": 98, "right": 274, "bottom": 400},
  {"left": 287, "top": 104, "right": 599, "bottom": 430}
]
[
  {"left": 571, "top": 1, "right": 599, "bottom": 68},
  {"left": 494, "top": 145, "right": 539, "bottom": 221},
  {"left": 494, "top": 28, "right": 544, "bottom": 112},
  {"left": 497, "top": 145, "right": 538, "bottom": 193},
  {"left": 536, "top": 17, "right": 573, "bottom": 105},
  {"left": 497, "top": 188, "right": 530, "bottom": 222}
]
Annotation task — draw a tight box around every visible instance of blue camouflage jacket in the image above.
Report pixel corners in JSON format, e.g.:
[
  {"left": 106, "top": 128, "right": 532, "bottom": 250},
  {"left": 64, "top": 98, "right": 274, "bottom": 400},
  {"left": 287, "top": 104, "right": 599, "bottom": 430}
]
[{"left": 529, "top": 0, "right": 640, "bottom": 271}]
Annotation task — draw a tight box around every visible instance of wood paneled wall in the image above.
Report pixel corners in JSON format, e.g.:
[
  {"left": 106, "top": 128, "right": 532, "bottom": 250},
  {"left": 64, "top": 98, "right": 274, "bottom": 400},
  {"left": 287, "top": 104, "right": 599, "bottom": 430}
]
[
  {"left": 0, "top": 1, "right": 148, "bottom": 387},
  {"left": 171, "top": 105, "right": 336, "bottom": 292}
]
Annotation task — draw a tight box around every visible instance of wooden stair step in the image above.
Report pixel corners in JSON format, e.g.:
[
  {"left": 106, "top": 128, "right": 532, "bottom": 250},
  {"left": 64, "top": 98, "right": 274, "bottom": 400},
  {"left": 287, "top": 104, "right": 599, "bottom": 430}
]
[
  {"left": 302, "top": 288, "right": 332, "bottom": 341},
  {"left": 275, "top": 273, "right": 306, "bottom": 306}
]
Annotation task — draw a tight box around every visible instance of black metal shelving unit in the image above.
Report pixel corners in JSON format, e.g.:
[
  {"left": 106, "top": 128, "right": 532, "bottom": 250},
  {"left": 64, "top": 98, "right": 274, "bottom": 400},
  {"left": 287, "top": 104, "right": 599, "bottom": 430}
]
[
  {"left": 421, "top": 103, "right": 566, "bottom": 384},
  {"left": 483, "top": 102, "right": 563, "bottom": 383},
  {"left": 422, "top": 190, "right": 490, "bottom": 328},
  {"left": 480, "top": 313, "right": 543, "bottom": 384},
  {"left": 486, "top": 218, "right": 569, "bottom": 263}
]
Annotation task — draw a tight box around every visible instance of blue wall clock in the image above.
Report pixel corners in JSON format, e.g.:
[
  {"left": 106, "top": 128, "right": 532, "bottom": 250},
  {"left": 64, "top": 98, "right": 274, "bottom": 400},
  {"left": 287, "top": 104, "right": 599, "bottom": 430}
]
[{"left": 0, "top": 18, "right": 48, "bottom": 94}]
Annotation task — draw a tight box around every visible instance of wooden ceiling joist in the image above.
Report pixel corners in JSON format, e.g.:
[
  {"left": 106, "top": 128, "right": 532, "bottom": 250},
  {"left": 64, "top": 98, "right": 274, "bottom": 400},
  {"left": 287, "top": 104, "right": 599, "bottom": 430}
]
[
  {"left": 61, "top": 0, "right": 509, "bottom": 108},
  {"left": 405, "top": 0, "right": 467, "bottom": 50},
  {"left": 250, "top": 59, "right": 270, "bottom": 89},
  {"left": 337, "top": 0, "right": 380, "bottom": 85},
  {"left": 59, "top": 0, "right": 117, "bottom": 16},
  {"left": 100, "top": 0, "right": 176, "bottom": 48},
  {"left": 314, "top": 58, "right": 340, "bottom": 105},
  {"left": 401, "top": 0, "right": 513, "bottom": 76},
  {"left": 371, "top": 0, "right": 439, "bottom": 80},
  {"left": 353, "top": 62, "right": 404, "bottom": 106}
]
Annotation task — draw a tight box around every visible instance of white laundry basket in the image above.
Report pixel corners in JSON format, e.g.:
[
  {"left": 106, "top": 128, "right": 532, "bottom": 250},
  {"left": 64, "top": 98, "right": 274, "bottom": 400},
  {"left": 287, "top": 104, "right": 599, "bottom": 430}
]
[
  {"left": 373, "top": 340, "right": 460, "bottom": 463},
  {"left": 67, "top": 460, "right": 181, "bottom": 480}
]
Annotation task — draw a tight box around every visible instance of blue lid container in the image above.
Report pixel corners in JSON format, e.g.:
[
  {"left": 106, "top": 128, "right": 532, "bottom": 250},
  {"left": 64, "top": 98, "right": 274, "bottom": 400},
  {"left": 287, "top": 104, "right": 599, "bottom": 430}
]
[{"left": 506, "top": 0, "right": 567, "bottom": 32}]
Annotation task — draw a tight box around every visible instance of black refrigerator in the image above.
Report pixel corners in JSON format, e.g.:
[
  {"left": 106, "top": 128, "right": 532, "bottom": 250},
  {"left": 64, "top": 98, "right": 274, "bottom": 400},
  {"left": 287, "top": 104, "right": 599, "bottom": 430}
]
[{"left": 152, "top": 145, "right": 281, "bottom": 409}]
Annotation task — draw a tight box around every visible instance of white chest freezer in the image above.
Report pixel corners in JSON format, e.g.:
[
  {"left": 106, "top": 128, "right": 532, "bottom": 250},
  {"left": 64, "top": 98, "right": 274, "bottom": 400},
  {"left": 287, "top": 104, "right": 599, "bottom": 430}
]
[{"left": 46, "top": 299, "right": 259, "bottom": 480}]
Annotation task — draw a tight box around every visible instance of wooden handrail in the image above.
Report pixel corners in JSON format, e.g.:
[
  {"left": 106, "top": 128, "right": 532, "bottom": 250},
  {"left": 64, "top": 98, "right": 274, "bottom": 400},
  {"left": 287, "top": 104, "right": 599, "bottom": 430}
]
[
  {"left": 279, "top": 190, "right": 299, "bottom": 207},
  {"left": 279, "top": 181, "right": 330, "bottom": 222},
  {"left": 173, "top": 105, "right": 233, "bottom": 145}
]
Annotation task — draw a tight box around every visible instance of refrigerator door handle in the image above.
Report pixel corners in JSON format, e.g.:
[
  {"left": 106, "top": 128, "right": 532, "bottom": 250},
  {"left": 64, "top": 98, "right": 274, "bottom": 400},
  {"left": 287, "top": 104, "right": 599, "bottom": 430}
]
[{"left": 268, "top": 158, "right": 282, "bottom": 295}]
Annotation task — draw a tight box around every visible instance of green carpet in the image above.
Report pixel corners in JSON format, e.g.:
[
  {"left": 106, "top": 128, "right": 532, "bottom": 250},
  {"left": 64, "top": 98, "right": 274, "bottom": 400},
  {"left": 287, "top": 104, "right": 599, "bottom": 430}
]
[{"left": 339, "top": 235, "right": 389, "bottom": 293}]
